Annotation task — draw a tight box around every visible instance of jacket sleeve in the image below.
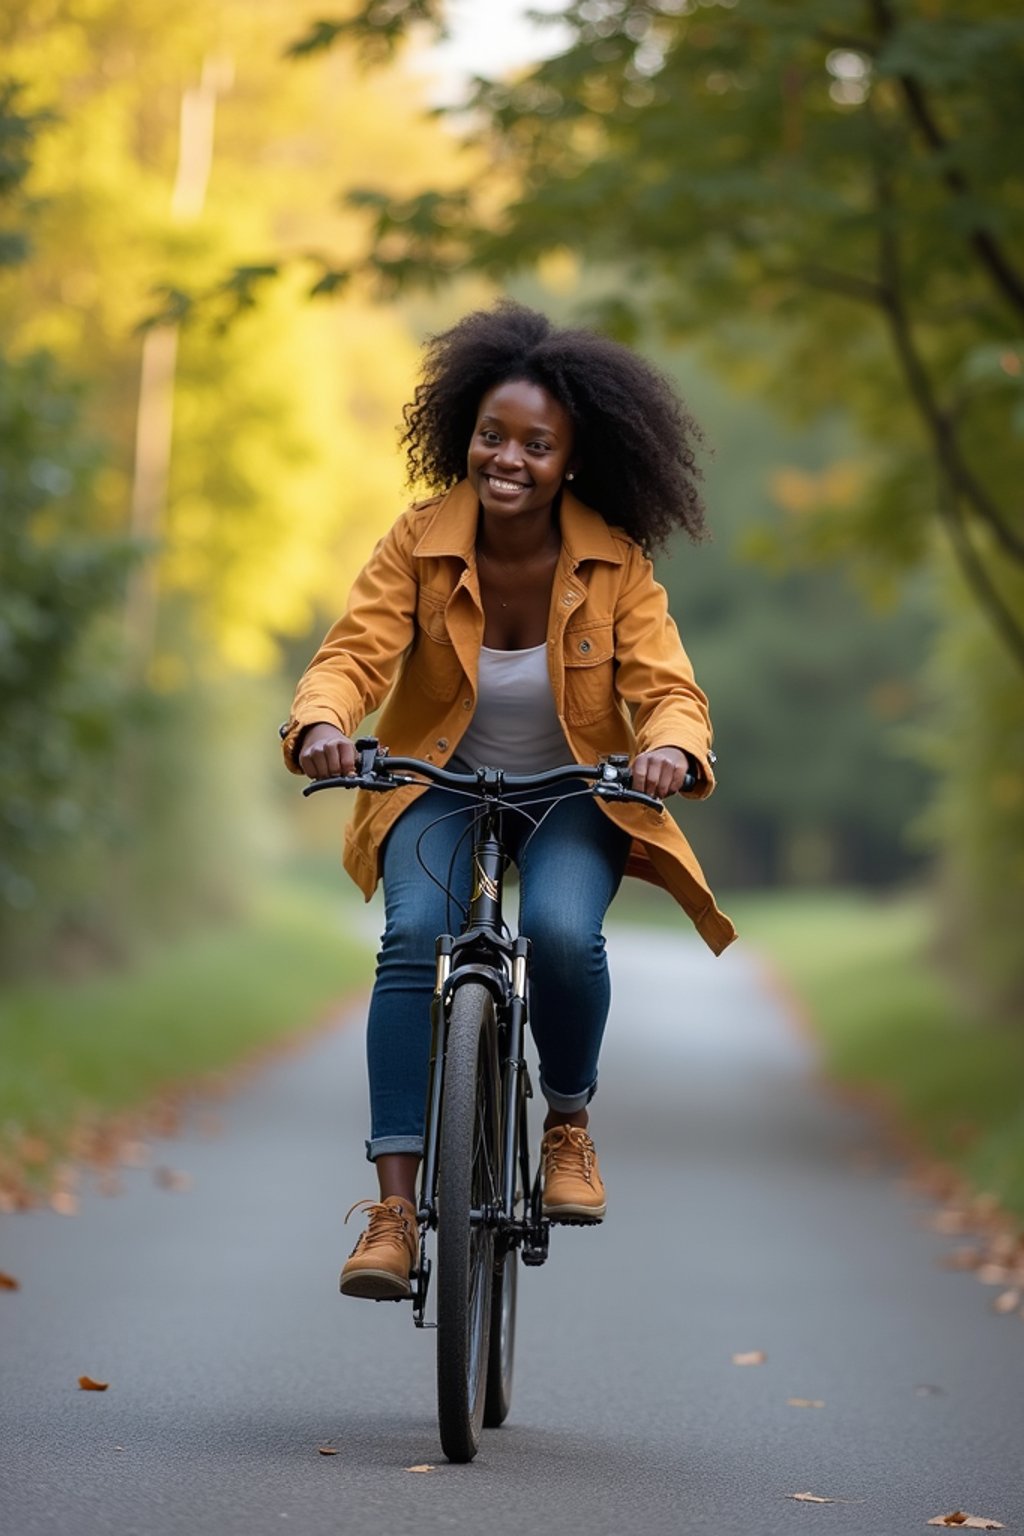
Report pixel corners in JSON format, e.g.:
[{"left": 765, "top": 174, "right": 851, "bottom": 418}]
[
  {"left": 613, "top": 543, "right": 716, "bottom": 799},
  {"left": 280, "top": 514, "right": 419, "bottom": 773}
]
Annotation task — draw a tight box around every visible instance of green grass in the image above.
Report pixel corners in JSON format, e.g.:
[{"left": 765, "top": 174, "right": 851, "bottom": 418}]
[
  {"left": 614, "top": 886, "right": 1024, "bottom": 1220},
  {"left": 0, "top": 877, "right": 374, "bottom": 1164}
]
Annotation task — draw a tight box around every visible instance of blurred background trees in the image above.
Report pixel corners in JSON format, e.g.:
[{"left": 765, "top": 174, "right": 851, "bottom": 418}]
[
  {"left": 287, "top": 0, "right": 1024, "bottom": 1013},
  {"left": 2, "top": 0, "right": 1021, "bottom": 1020},
  {"left": 0, "top": 0, "right": 463, "bottom": 974}
]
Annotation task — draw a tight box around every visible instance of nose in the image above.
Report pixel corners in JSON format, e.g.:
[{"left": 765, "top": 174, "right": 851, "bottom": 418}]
[{"left": 494, "top": 440, "right": 524, "bottom": 470}]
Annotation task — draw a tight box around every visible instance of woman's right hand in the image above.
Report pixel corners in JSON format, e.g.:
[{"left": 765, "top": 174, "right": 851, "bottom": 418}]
[{"left": 298, "top": 723, "right": 357, "bottom": 781}]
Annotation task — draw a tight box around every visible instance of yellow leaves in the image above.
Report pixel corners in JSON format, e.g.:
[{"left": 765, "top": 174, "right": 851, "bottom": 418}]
[
  {"left": 78, "top": 1376, "right": 109, "bottom": 1392},
  {"left": 787, "top": 1397, "right": 825, "bottom": 1409},
  {"left": 769, "top": 460, "right": 865, "bottom": 518},
  {"left": 731, "top": 1350, "right": 766, "bottom": 1366},
  {"left": 406, "top": 1464, "right": 436, "bottom": 1473},
  {"left": 317, "top": 1446, "right": 339, "bottom": 1457},
  {"left": 0, "top": 1272, "right": 20, "bottom": 1291},
  {"left": 788, "top": 1492, "right": 835, "bottom": 1504}
]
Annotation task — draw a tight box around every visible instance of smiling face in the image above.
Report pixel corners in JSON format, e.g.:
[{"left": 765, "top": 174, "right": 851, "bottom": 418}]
[{"left": 466, "top": 378, "right": 576, "bottom": 523}]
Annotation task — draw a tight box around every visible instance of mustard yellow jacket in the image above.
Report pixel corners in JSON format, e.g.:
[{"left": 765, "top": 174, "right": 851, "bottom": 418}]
[{"left": 282, "top": 480, "right": 736, "bottom": 955}]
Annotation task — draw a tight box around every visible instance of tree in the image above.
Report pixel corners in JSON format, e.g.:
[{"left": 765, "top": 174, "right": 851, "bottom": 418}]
[
  {"left": 293, "top": 0, "right": 1024, "bottom": 666},
  {"left": 285, "top": 0, "right": 1024, "bottom": 1006}
]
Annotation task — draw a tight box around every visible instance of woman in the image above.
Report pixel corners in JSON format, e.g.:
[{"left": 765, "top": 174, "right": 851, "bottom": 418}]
[{"left": 281, "top": 302, "right": 735, "bottom": 1300}]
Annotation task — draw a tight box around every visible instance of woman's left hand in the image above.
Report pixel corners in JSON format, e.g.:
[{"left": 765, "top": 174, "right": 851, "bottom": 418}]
[{"left": 631, "top": 745, "right": 692, "bottom": 800}]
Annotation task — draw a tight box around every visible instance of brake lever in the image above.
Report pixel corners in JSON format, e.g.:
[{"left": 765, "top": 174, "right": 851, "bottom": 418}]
[
  {"left": 301, "top": 770, "right": 420, "bottom": 797},
  {"left": 592, "top": 782, "right": 664, "bottom": 812}
]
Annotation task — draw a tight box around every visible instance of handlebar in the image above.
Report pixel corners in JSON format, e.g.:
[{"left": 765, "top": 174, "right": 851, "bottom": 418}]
[{"left": 301, "top": 737, "right": 689, "bottom": 811}]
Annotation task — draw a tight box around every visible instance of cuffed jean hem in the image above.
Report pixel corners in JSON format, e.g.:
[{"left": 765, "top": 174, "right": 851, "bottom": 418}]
[
  {"left": 365, "top": 1134, "right": 425, "bottom": 1163},
  {"left": 539, "top": 1074, "right": 597, "bottom": 1114}
]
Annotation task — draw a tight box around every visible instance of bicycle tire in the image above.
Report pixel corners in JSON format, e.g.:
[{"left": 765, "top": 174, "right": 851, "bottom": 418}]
[
  {"left": 483, "top": 1243, "right": 518, "bottom": 1427},
  {"left": 436, "top": 981, "right": 501, "bottom": 1463}
]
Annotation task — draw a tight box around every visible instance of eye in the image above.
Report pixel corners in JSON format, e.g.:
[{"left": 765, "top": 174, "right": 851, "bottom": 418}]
[
  {"left": 527, "top": 440, "right": 551, "bottom": 453},
  {"left": 479, "top": 428, "right": 501, "bottom": 444}
]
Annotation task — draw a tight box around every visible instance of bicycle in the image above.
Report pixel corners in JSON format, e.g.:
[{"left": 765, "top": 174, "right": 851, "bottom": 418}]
[{"left": 304, "top": 737, "right": 685, "bottom": 1462}]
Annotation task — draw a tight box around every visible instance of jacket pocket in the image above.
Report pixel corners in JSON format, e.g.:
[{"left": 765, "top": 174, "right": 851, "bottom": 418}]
[
  {"left": 409, "top": 592, "right": 464, "bottom": 700},
  {"left": 562, "top": 620, "right": 616, "bottom": 726}
]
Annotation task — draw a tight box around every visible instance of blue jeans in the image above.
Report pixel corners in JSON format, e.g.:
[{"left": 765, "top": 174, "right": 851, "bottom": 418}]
[{"left": 365, "top": 782, "right": 631, "bottom": 1160}]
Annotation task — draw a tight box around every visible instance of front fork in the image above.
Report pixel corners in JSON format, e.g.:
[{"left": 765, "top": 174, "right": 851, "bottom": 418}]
[{"left": 411, "top": 932, "right": 547, "bottom": 1326}]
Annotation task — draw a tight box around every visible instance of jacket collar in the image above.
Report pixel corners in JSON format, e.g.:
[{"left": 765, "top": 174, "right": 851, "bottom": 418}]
[{"left": 412, "top": 478, "right": 625, "bottom": 568}]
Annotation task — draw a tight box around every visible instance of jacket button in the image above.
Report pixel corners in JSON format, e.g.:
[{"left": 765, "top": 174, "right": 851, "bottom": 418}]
[
  {"left": 578, "top": 638, "right": 592, "bottom": 654},
  {"left": 278, "top": 720, "right": 290, "bottom": 740},
  {"left": 562, "top": 593, "right": 576, "bottom": 605},
  {"left": 436, "top": 737, "right": 448, "bottom": 750},
  {"left": 462, "top": 698, "right": 473, "bottom": 710}
]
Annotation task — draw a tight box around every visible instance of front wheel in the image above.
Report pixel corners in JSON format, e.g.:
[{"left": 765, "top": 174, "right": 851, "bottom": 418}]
[
  {"left": 483, "top": 1243, "right": 518, "bottom": 1427},
  {"left": 436, "top": 982, "right": 501, "bottom": 1463}
]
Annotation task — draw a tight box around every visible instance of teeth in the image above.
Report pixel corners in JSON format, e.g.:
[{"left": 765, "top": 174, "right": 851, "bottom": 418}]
[{"left": 489, "top": 477, "right": 525, "bottom": 492}]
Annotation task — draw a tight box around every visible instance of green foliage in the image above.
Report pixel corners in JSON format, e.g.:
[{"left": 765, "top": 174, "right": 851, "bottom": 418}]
[
  {"left": 0, "top": 348, "right": 136, "bottom": 937},
  {"left": 922, "top": 567, "right": 1024, "bottom": 1011},
  {"left": 0, "top": 877, "right": 372, "bottom": 1172},
  {"left": 648, "top": 342, "right": 935, "bottom": 887}
]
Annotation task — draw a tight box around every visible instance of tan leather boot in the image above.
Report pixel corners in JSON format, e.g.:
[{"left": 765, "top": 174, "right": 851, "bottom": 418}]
[
  {"left": 541, "top": 1125, "right": 606, "bottom": 1223},
  {"left": 339, "top": 1197, "right": 418, "bottom": 1299}
]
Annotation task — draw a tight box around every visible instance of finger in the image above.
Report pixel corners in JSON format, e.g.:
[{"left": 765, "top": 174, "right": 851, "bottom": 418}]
[
  {"left": 338, "top": 740, "right": 357, "bottom": 776},
  {"left": 322, "top": 740, "right": 345, "bottom": 778},
  {"left": 631, "top": 754, "right": 651, "bottom": 796}
]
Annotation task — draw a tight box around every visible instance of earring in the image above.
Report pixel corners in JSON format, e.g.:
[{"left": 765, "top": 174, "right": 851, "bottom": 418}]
[{"left": 565, "top": 471, "right": 575, "bottom": 481}]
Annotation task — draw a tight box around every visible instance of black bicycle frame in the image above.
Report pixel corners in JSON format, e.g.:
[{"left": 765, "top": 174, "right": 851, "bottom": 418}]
[{"left": 414, "top": 782, "right": 536, "bottom": 1327}]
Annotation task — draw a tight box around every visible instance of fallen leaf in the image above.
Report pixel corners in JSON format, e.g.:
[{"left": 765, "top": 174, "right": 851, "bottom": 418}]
[
  {"left": 931, "top": 1208, "right": 969, "bottom": 1234},
  {"left": 788, "top": 1492, "right": 835, "bottom": 1503},
  {"left": 119, "top": 1140, "right": 150, "bottom": 1168},
  {"left": 928, "top": 1514, "right": 1004, "bottom": 1529},
  {"left": 406, "top": 1464, "right": 435, "bottom": 1473},
  {"left": 942, "top": 1245, "right": 982, "bottom": 1271},
  {"left": 50, "top": 1191, "right": 78, "bottom": 1216},
  {"left": 317, "top": 1447, "right": 338, "bottom": 1456},
  {"left": 154, "top": 1167, "right": 193, "bottom": 1192},
  {"left": 78, "top": 1375, "right": 109, "bottom": 1391},
  {"left": 0, "top": 1272, "right": 20, "bottom": 1291},
  {"left": 787, "top": 1398, "right": 825, "bottom": 1409},
  {"left": 975, "top": 1263, "right": 1010, "bottom": 1286},
  {"left": 732, "top": 1350, "right": 766, "bottom": 1366},
  {"left": 993, "top": 1288, "right": 1021, "bottom": 1315}
]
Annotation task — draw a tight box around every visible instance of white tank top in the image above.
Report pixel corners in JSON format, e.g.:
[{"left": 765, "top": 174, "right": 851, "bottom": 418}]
[{"left": 451, "top": 644, "right": 573, "bottom": 774}]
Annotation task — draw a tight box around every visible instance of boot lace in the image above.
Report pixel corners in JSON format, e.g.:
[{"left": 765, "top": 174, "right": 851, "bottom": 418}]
[
  {"left": 344, "top": 1198, "right": 413, "bottom": 1257},
  {"left": 544, "top": 1125, "right": 597, "bottom": 1185}
]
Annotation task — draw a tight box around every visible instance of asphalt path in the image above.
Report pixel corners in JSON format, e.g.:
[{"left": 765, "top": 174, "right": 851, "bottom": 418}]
[{"left": 2, "top": 922, "right": 1022, "bottom": 1536}]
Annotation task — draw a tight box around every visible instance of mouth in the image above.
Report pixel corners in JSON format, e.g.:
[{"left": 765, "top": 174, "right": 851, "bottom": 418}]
[{"left": 484, "top": 474, "right": 530, "bottom": 495}]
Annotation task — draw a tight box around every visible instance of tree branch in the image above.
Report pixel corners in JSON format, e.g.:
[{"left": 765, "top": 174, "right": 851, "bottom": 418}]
[
  {"left": 869, "top": 0, "right": 1024, "bottom": 325},
  {"left": 937, "top": 490, "right": 1024, "bottom": 674},
  {"left": 870, "top": 155, "right": 1024, "bottom": 567},
  {"left": 870, "top": 152, "right": 1024, "bottom": 671}
]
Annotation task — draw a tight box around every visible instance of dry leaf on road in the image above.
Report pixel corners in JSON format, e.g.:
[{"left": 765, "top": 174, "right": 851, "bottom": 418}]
[
  {"left": 788, "top": 1491, "right": 835, "bottom": 1503},
  {"left": 928, "top": 1514, "right": 1004, "bottom": 1529},
  {"left": 787, "top": 1398, "right": 825, "bottom": 1409},
  {"left": 50, "top": 1191, "right": 78, "bottom": 1216},
  {"left": 732, "top": 1350, "right": 766, "bottom": 1366},
  {"left": 0, "top": 1271, "right": 20, "bottom": 1291},
  {"left": 406, "top": 1464, "right": 435, "bottom": 1473},
  {"left": 317, "top": 1447, "right": 338, "bottom": 1456},
  {"left": 154, "top": 1167, "right": 193, "bottom": 1192},
  {"left": 992, "top": 1288, "right": 1020, "bottom": 1314},
  {"left": 78, "top": 1375, "right": 109, "bottom": 1391}
]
